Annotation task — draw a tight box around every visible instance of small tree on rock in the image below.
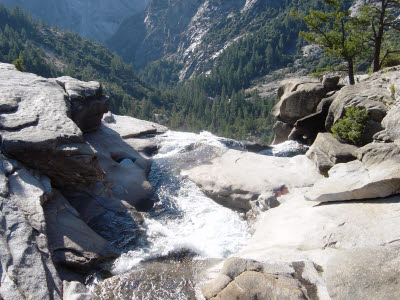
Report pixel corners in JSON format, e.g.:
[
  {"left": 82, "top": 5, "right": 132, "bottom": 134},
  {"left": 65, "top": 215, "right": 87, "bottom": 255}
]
[
  {"left": 12, "top": 53, "right": 25, "bottom": 72},
  {"left": 292, "top": 0, "right": 367, "bottom": 84}
]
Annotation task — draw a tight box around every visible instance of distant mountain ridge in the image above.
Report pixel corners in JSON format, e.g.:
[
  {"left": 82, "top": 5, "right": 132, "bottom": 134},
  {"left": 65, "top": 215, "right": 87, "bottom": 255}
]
[
  {"left": 0, "top": 0, "right": 148, "bottom": 41},
  {"left": 107, "top": 0, "right": 286, "bottom": 79}
]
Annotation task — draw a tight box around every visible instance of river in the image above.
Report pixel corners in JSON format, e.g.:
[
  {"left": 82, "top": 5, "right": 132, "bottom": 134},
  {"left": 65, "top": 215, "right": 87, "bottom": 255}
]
[{"left": 91, "top": 131, "right": 307, "bottom": 299}]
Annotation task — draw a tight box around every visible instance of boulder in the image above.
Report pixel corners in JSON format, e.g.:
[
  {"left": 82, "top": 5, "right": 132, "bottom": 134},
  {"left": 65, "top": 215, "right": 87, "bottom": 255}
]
[
  {"left": 0, "top": 63, "right": 104, "bottom": 188},
  {"left": 305, "top": 142, "right": 400, "bottom": 202},
  {"left": 56, "top": 76, "right": 109, "bottom": 133},
  {"left": 183, "top": 149, "right": 322, "bottom": 211},
  {"left": 306, "top": 133, "right": 358, "bottom": 175},
  {"left": 272, "top": 121, "right": 293, "bottom": 145},
  {"left": 202, "top": 258, "right": 327, "bottom": 300},
  {"left": 380, "top": 104, "right": 400, "bottom": 143},
  {"left": 104, "top": 114, "right": 167, "bottom": 139},
  {"left": 325, "top": 68, "right": 399, "bottom": 132},
  {"left": 44, "top": 191, "right": 118, "bottom": 272},
  {"left": 288, "top": 94, "right": 336, "bottom": 145},
  {"left": 288, "top": 110, "right": 327, "bottom": 145},
  {"left": 272, "top": 80, "right": 334, "bottom": 126},
  {"left": 322, "top": 75, "right": 340, "bottom": 89}
]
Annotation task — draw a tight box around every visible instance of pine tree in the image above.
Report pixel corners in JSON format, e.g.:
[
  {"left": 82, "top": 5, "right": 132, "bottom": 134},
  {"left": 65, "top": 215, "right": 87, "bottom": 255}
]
[{"left": 293, "top": 0, "right": 367, "bottom": 84}]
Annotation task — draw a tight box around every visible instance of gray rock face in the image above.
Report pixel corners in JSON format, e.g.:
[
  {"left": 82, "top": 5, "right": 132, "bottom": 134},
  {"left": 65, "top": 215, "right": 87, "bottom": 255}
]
[
  {"left": 0, "top": 63, "right": 104, "bottom": 188},
  {"left": 272, "top": 121, "right": 293, "bottom": 145},
  {"left": 56, "top": 76, "right": 109, "bottom": 133},
  {"left": 271, "top": 80, "right": 333, "bottom": 126},
  {"left": 236, "top": 187, "right": 400, "bottom": 300},
  {"left": 306, "top": 142, "right": 400, "bottom": 202},
  {"left": 288, "top": 93, "right": 337, "bottom": 145},
  {"left": 0, "top": 0, "right": 148, "bottom": 42},
  {"left": 322, "top": 75, "right": 340, "bottom": 89},
  {"left": 306, "top": 133, "right": 358, "bottom": 175},
  {"left": 271, "top": 78, "right": 340, "bottom": 145},
  {"left": 325, "top": 70, "right": 394, "bottom": 132},
  {"left": 85, "top": 114, "right": 166, "bottom": 211},
  {"left": 44, "top": 191, "right": 118, "bottom": 272},
  {"left": 0, "top": 160, "right": 62, "bottom": 300},
  {"left": 183, "top": 149, "right": 322, "bottom": 212}
]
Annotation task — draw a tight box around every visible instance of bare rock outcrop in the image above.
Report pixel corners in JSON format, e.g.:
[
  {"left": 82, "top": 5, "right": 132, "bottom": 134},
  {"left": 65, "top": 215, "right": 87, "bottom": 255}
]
[
  {"left": 202, "top": 258, "right": 328, "bottom": 300},
  {"left": 306, "top": 142, "right": 400, "bottom": 202},
  {"left": 56, "top": 76, "right": 109, "bottom": 133},
  {"left": 0, "top": 157, "right": 62, "bottom": 300},
  {"left": 0, "top": 63, "right": 104, "bottom": 188},
  {"left": 271, "top": 77, "right": 341, "bottom": 144},
  {"left": 0, "top": 64, "right": 165, "bottom": 299},
  {"left": 183, "top": 149, "right": 322, "bottom": 212},
  {"left": 306, "top": 133, "right": 358, "bottom": 176}
]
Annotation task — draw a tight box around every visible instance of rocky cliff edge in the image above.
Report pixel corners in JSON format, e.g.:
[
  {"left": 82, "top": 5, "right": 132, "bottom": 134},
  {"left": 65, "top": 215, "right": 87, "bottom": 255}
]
[{"left": 0, "top": 63, "right": 167, "bottom": 299}]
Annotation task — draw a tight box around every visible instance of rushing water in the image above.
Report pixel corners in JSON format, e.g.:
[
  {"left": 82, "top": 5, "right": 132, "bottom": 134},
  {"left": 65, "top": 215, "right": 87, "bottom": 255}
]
[{"left": 92, "top": 131, "right": 308, "bottom": 299}]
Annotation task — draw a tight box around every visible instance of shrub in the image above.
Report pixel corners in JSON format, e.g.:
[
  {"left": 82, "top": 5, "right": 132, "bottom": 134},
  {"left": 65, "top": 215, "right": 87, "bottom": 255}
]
[
  {"left": 331, "top": 106, "right": 369, "bottom": 145},
  {"left": 12, "top": 53, "right": 25, "bottom": 72}
]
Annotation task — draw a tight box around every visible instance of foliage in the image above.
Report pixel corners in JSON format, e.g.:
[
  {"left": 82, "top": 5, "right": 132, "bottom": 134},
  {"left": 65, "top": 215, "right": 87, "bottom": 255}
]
[
  {"left": 12, "top": 53, "right": 24, "bottom": 71},
  {"left": 0, "top": 4, "right": 161, "bottom": 119},
  {"left": 294, "top": 0, "right": 368, "bottom": 85},
  {"left": 139, "top": 60, "right": 183, "bottom": 89},
  {"left": 331, "top": 106, "right": 369, "bottom": 145},
  {"left": 358, "top": 0, "right": 400, "bottom": 72}
]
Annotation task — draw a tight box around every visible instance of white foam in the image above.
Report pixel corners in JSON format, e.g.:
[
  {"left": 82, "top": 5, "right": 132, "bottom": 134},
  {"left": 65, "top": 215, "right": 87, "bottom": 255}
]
[{"left": 111, "top": 131, "right": 249, "bottom": 275}]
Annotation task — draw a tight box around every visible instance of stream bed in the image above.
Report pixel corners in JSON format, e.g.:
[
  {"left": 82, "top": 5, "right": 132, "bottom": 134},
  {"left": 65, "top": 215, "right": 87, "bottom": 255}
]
[{"left": 91, "top": 131, "right": 307, "bottom": 299}]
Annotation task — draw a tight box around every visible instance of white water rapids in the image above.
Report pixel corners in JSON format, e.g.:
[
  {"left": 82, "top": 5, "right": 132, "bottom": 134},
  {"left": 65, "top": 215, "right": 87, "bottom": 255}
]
[{"left": 112, "top": 131, "right": 250, "bottom": 275}]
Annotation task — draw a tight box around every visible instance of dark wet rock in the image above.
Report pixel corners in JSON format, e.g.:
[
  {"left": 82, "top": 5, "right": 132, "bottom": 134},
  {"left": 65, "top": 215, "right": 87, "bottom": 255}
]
[{"left": 44, "top": 191, "right": 118, "bottom": 273}]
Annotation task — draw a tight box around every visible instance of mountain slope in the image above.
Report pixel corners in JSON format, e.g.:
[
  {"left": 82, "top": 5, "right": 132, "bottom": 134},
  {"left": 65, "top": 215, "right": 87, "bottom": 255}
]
[
  {"left": 108, "top": 0, "right": 287, "bottom": 79},
  {"left": 0, "top": 4, "right": 160, "bottom": 118},
  {"left": 0, "top": 0, "right": 148, "bottom": 42}
]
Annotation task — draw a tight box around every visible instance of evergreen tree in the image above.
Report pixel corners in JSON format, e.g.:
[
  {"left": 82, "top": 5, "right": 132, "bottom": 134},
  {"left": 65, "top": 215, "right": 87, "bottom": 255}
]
[
  {"left": 358, "top": 0, "right": 400, "bottom": 72},
  {"left": 293, "top": 0, "right": 367, "bottom": 84}
]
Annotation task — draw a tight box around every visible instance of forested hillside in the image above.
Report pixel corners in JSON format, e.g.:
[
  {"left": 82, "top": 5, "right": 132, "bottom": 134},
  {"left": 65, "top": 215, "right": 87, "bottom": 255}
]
[
  {"left": 2, "top": 0, "right": 389, "bottom": 143},
  {"left": 0, "top": 4, "right": 160, "bottom": 119}
]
